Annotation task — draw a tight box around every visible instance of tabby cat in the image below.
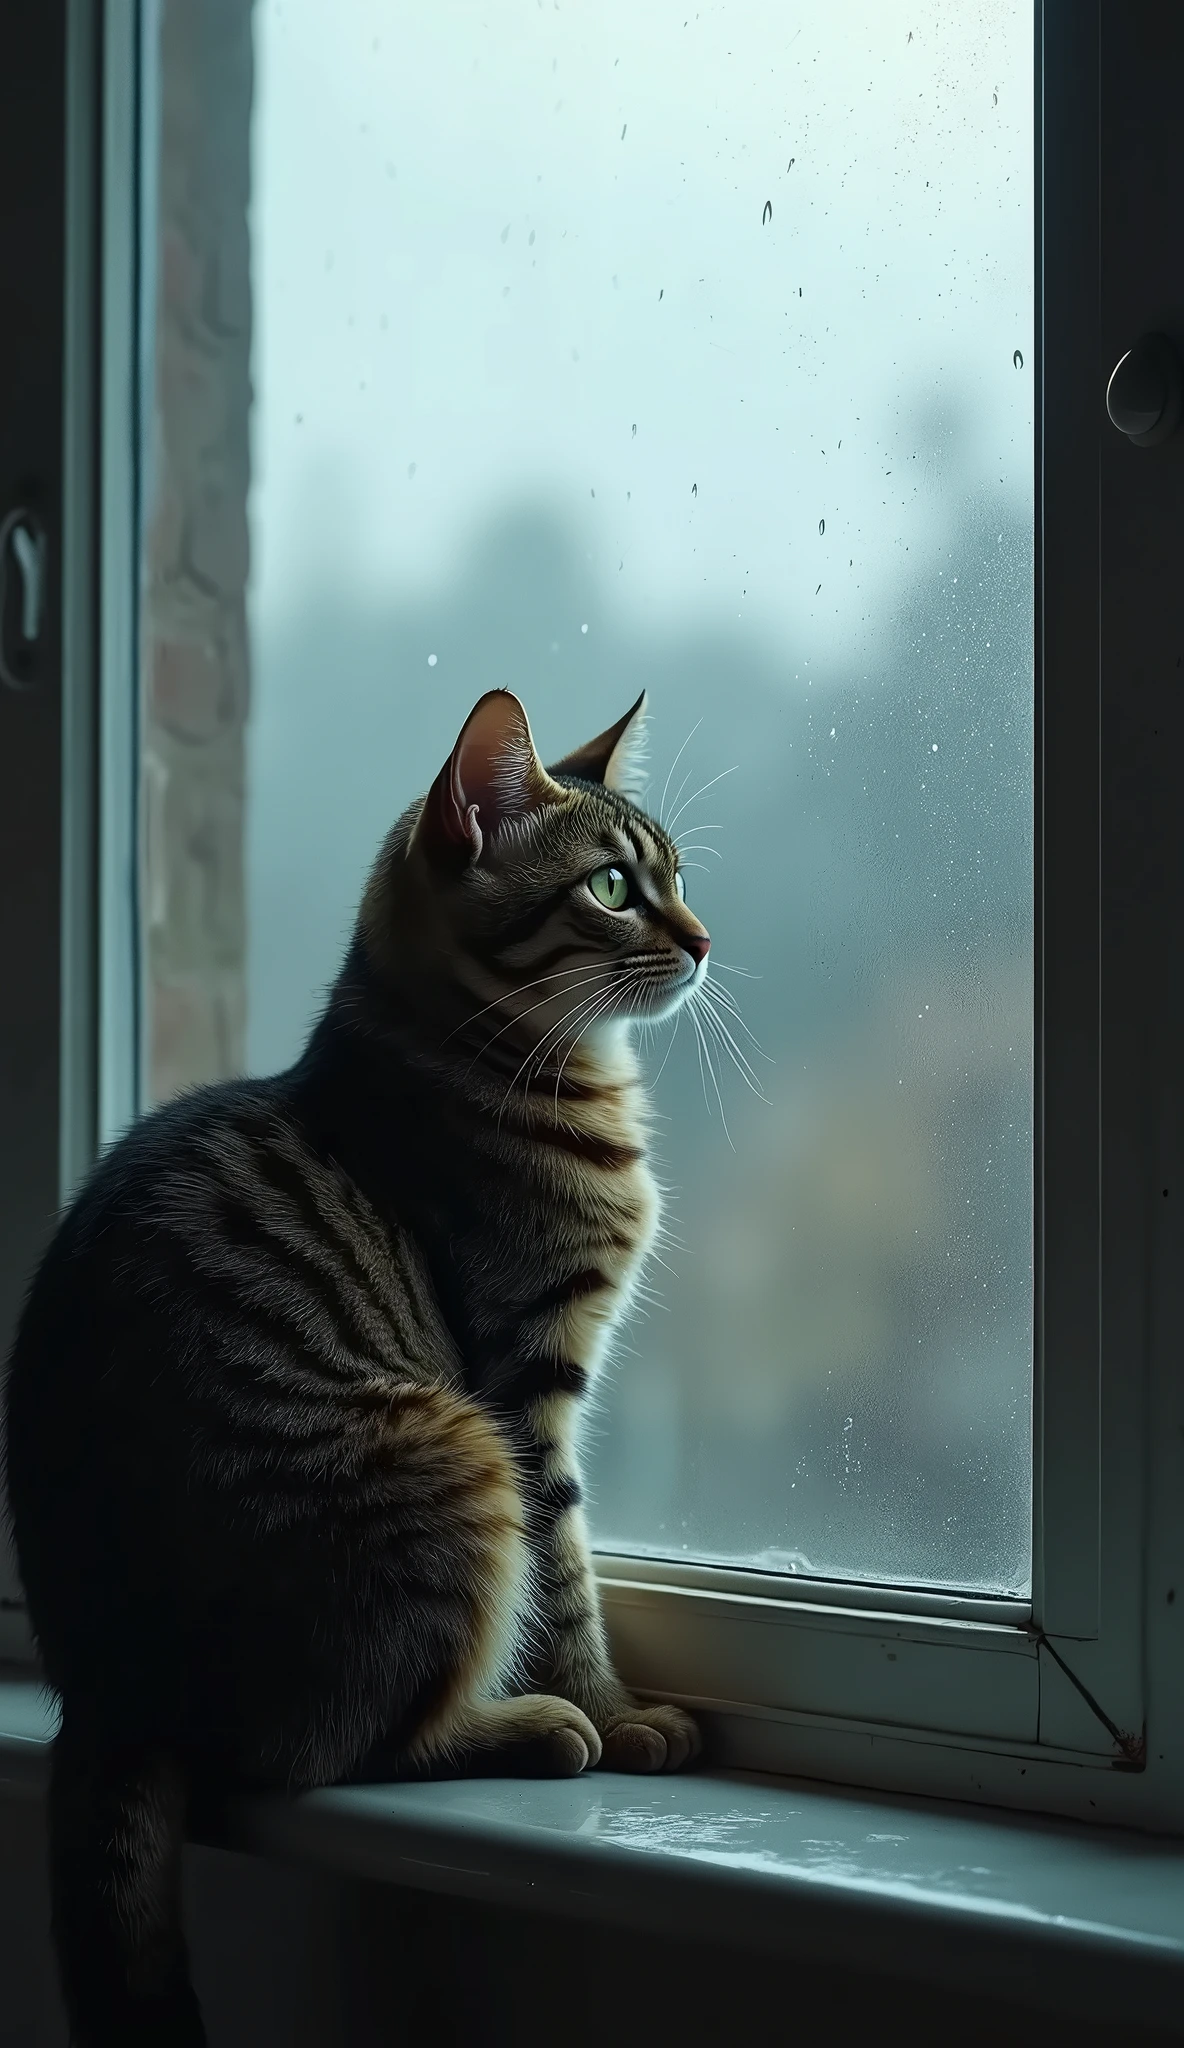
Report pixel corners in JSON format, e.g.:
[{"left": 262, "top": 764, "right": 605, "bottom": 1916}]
[{"left": 4, "top": 688, "right": 710, "bottom": 2046}]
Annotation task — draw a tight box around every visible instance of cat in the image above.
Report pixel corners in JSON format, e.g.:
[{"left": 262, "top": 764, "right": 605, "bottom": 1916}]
[{"left": 4, "top": 687, "right": 710, "bottom": 2047}]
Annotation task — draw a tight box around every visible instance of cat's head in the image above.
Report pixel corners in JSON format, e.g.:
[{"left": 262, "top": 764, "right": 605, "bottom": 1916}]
[{"left": 363, "top": 690, "right": 710, "bottom": 1052}]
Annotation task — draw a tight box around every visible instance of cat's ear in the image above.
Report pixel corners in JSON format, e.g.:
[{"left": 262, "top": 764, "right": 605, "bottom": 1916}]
[
  {"left": 549, "top": 691, "right": 648, "bottom": 799},
  {"left": 412, "top": 691, "right": 564, "bottom": 864}
]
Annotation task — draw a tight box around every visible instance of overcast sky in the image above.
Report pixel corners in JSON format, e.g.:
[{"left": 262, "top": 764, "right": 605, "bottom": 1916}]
[{"left": 249, "top": 0, "right": 1031, "bottom": 679}]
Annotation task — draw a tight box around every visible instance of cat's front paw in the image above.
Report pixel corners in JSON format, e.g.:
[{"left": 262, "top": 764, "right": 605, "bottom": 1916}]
[{"left": 598, "top": 1702, "right": 702, "bottom": 1773}]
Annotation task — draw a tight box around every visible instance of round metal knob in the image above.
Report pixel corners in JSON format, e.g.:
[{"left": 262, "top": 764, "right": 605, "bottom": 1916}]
[{"left": 1106, "top": 333, "right": 1183, "bottom": 448}]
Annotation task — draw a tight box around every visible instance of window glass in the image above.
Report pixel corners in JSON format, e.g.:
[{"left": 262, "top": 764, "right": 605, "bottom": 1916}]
[{"left": 149, "top": 0, "right": 1034, "bottom": 1594}]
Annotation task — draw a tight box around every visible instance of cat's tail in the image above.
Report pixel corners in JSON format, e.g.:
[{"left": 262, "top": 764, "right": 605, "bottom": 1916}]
[{"left": 48, "top": 1706, "right": 206, "bottom": 2046}]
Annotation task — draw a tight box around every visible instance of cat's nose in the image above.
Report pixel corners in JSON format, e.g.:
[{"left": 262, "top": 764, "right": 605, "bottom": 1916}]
[{"left": 681, "top": 928, "right": 710, "bottom": 966}]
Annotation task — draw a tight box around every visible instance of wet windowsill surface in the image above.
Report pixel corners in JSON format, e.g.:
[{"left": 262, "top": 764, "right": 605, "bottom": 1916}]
[{"left": 2, "top": 1672, "right": 1183, "bottom": 2031}]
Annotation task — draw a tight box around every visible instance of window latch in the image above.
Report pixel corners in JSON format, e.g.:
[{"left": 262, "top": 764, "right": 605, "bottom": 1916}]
[
  {"left": 1106, "top": 332, "right": 1183, "bottom": 448},
  {"left": 0, "top": 506, "right": 47, "bottom": 690}
]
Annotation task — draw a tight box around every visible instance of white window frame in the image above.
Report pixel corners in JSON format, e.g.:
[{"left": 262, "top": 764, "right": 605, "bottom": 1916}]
[
  {"left": 594, "top": 0, "right": 1184, "bottom": 1833},
  {"left": 9, "top": 0, "right": 1184, "bottom": 1838}
]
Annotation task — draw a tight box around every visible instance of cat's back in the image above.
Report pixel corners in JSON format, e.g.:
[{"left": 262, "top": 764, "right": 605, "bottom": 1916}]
[
  {"left": 5, "top": 1073, "right": 455, "bottom": 1530},
  {"left": 9, "top": 1074, "right": 323, "bottom": 1389},
  {"left": 5, "top": 1074, "right": 467, "bottom": 1693}
]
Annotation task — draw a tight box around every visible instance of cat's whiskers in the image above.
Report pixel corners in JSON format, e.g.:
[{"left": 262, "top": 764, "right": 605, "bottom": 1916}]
[
  {"left": 702, "top": 974, "right": 770, "bottom": 1058},
  {"left": 657, "top": 719, "right": 703, "bottom": 828},
  {"left": 664, "top": 766, "right": 698, "bottom": 830},
  {"left": 689, "top": 1000, "right": 734, "bottom": 1148},
  {"left": 699, "top": 988, "right": 765, "bottom": 1065},
  {"left": 528, "top": 982, "right": 624, "bottom": 1109},
  {"left": 647, "top": 1004, "right": 682, "bottom": 1090},
  {"left": 468, "top": 965, "right": 621, "bottom": 1075},
  {"left": 680, "top": 1003, "right": 721, "bottom": 1146},
  {"left": 551, "top": 967, "right": 651, "bottom": 1112},
  {"left": 495, "top": 971, "right": 635, "bottom": 1120},
  {"left": 695, "top": 988, "right": 770, "bottom": 1102},
  {"left": 445, "top": 962, "right": 616, "bottom": 1047},
  {"left": 666, "top": 765, "right": 738, "bottom": 834}
]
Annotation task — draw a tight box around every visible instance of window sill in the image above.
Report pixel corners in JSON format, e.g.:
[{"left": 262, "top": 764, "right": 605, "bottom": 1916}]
[{"left": 2, "top": 1674, "right": 1182, "bottom": 2033}]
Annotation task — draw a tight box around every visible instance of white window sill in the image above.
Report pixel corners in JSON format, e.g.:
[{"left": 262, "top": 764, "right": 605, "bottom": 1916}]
[{"left": 1, "top": 1674, "right": 1182, "bottom": 2033}]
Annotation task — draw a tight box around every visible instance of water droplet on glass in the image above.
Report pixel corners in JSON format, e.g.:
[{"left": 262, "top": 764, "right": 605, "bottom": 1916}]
[
  {"left": 819, "top": 518, "right": 825, "bottom": 535},
  {"left": 621, "top": 123, "right": 627, "bottom": 140},
  {"left": 1013, "top": 349, "right": 1023, "bottom": 369},
  {"left": 500, "top": 225, "right": 510, "bottom": 244},
  {"left": 631, "top": 423, "right": 637, "bottom": 438},
  {"left": 581, "top": 623, "right": 589, "bottom": 635},
  {"left": 931, "top": 743, "right": 938, "bottom": 752},
  {"left": 407, "top": 462, "right": 417, "bottom": 480},
  {"left": 427, "top": 654, "right": 437, "bottom": 667},
  {"left": 762, "top": 199, "right": 773, "bottom": 225},
  {"left": 659, "top": 288, "right": 664, "bottom": 301},
  {"left": 529, "top": 230, "right": 536, "bottom": 246},
  {"left": 691, "top": 482, "right": 698, "bottom": 497}
]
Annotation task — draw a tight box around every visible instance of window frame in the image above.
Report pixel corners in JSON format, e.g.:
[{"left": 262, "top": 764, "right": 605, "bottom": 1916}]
[
  {"left": 8, "top": 0, "right": 1184, "bottom": 1835},
  {"left": 594, "top": 0, "right": 1184, "bottom": 1831},
  {"left": 0, "top": 0, "right": 92, "bottom": 1645},
  {"left": 0, "top": 0, "right": 138, "bottom": 1655}
]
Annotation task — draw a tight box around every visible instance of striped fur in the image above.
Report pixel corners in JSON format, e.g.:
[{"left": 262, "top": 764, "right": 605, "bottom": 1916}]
[{"left": 4, "top": 691, "right": 705, "bottom": 2044}]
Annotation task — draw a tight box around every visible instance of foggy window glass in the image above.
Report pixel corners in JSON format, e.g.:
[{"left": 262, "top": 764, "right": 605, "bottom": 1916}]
[{"left": 248, "top": 1, "right": 1034, "bottom": 1594}]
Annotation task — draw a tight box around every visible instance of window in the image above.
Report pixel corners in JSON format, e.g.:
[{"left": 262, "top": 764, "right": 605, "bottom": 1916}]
[
  {"left": 6, "top": 0, "right": 1184, "bottom": 1834},
  {"left": 174, "top": 0, "right": 1037, "bottom": 1599}
]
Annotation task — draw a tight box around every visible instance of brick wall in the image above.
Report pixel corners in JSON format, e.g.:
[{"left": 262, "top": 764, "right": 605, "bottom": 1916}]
[{"left": 141, "top": 0, "right": 253, "bottom": 1105}]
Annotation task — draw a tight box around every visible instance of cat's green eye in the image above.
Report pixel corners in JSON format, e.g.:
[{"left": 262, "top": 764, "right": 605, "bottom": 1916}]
[
  {"left": 674, "top": 870, "right": 687, "bottom": 902},
  {"left": 588, "top": 865, "right": 630, "bottom": 911}
]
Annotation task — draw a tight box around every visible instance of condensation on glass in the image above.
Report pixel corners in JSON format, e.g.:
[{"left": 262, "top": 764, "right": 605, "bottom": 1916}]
[{"left": 234, "top": 0, "right": 1034, "bottom": 1593}]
